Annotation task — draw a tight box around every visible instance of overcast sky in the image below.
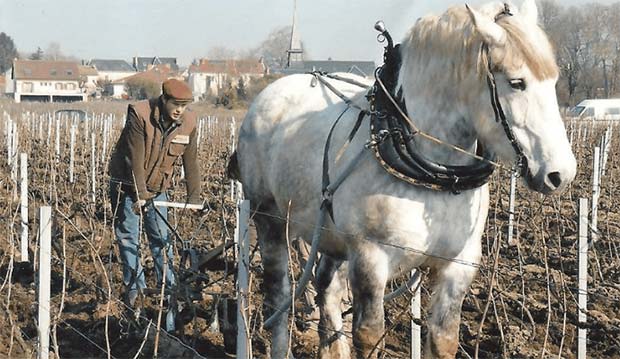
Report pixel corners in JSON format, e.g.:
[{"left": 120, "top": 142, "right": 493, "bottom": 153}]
[{"left": 1, "top": 0, "right": 617, "bottom": 66}]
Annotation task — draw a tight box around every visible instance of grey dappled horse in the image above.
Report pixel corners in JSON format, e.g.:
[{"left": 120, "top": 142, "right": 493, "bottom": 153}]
[{"left": 233, "top": 1, "right": 576, "bottom": 357}]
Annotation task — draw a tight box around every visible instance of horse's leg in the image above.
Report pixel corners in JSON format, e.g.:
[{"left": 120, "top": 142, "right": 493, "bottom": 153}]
[
  {"left": 426, "top": 261, "right": 479, "bottom": 358},
  {"left": 349, "top": 247, "right": 389, "bottom": 358},
  {"left": 315, "top": 255, "right": 350, "bottom": 359},
  {"left": 254, "top": 209, "right": 291, "bottom": 358}
]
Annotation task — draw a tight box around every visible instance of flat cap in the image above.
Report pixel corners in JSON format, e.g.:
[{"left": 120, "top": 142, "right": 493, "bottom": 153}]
[{"left": 162, "top": 79, "right": 193, "bottom": 102}]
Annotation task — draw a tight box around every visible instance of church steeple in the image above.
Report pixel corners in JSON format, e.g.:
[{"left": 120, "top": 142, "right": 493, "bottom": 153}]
[{"left": 286, "top": 0, "right": 304, "bottom": 68}]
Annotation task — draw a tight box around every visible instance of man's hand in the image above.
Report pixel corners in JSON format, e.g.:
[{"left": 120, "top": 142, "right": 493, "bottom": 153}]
[
  {"left": 132, "top": 198, "right": 152, "bottom": 214},
  {"left": 187, "top": 198, "right": 205, "bottom": 214}
]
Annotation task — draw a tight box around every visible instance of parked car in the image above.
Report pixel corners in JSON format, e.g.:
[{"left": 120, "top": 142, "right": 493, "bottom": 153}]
[{"left": 567, "top": 99, "right": 620, "bottom": 120}]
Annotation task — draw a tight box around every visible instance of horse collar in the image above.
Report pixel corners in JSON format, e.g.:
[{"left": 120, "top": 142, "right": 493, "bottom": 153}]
[{"left": 367, "top": 23, "right": 496, "bottom": 193}]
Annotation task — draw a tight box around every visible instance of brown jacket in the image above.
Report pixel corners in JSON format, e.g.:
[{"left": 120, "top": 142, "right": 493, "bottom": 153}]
[{"left": 109, "top": 98, "right": 201, "bottom": 203}]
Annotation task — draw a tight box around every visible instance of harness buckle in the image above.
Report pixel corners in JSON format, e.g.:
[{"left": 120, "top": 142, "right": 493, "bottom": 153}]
[
  {"left": 321, "top": 187, "right": 333, "bottom": 204},
  {"left": 365, "top": 129, "right": 390, "bottom": 148},
  {"left": 310, "top": 76, "right": 318, "bottom": 88},
  {"left": 451, "top": 176, "right": 462, "bottom": 195},
  {"left": 181, "top": 240, "right": 191, "bottom": 251}
]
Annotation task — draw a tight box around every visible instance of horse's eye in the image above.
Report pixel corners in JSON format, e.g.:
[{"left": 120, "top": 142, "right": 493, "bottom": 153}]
[{"left": 509, "top": 79, "right": 526, "bottom": 91}]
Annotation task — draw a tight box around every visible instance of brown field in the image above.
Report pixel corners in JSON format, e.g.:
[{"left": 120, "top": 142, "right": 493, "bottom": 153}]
[{"left": 0, "top": 99, "right": 619, "bottom": 358}]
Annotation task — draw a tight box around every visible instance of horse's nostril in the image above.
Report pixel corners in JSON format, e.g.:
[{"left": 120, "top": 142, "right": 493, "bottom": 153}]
[{"left": 548, "top": 172, "right": 562, "bottom": 188}]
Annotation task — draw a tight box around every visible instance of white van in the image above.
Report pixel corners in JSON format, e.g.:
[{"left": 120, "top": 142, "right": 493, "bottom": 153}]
[{"left": 568, "top": 99, "right": 620, "bottom": 120}]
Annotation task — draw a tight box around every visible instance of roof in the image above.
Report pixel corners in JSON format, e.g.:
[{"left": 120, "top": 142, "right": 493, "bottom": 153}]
[
  {"left": 13, "top": 60, "right": 81, "bottom": 81},
  {"left": 576, "top": 99, "right": 620, "bottom": 107},
  {"left": 134, "top": 57, "right": 178, "bottom": 72},
  {"left": 115, "top": 64, "right": 178, "bottom": 84},
  {"left": 79, "top": 65, "right": 98, "bottom": 76},
  {"left": 189, "top": 59, "right": 264, "bottom": 75},
  {"left": 276, "top": 60, "right": 376, "bottom": 78},
  {"left": 88, "top": 59, "right": 135, "bottom": 72}
]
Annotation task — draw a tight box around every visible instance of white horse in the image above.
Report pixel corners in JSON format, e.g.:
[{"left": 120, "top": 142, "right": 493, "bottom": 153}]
[{"left": 233, "top": 1, "right": 576, "bottom": 357}]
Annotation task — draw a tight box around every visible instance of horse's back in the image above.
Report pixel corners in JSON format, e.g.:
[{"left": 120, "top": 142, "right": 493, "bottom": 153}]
[{"left": 237, "top": 73, "right": 370, "bottom": 207}]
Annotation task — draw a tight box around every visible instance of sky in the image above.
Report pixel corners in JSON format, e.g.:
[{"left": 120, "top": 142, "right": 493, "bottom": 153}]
[{"left": 1, "top": 0, "right": 617, "bottom": 67}]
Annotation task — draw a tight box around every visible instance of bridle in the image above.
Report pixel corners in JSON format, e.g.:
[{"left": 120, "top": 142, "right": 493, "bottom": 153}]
[{"left": 484, "top": 3, "right": 528, "bottom": 178}]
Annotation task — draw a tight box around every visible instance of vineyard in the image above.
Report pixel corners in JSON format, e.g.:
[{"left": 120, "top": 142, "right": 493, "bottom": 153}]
[{"left": 0, "top": 98, "right": 619, "bottom": 358}]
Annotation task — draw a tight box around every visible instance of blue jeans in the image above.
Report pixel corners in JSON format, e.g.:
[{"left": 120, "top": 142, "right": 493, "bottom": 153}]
[{"left": 109, "top": 182, "right": 176, "bottom": 330}]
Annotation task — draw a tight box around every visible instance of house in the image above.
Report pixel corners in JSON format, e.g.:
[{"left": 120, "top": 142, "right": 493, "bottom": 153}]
[
  {"left": 87, "top": 59, "right": 136, "bottom": 83},
  {"left": 7, "top": 60, "right": 87, "bottom": 103},
  {"left": 188, "top": 58, "right": 266, "bottom": 100},
  {"left": 78, "top": 65, "right": 99, "bottom": 97},
  {"left": 0, "top": 75, "right": 5, "bottom": 95},
  {"left": 133, "top": 56, "right": 179, "bottom": 72},
  {"left": 108, "top": 63, "right": 182, "bottom": 99}
]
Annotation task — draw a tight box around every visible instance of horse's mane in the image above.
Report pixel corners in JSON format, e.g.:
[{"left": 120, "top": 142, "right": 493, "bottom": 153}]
[{"left": 399, "top": 2, "right": 558, "bottom": 84}]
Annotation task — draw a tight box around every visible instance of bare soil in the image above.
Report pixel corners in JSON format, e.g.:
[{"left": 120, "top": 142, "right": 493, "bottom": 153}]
[{"left": 0, "top": 100, "right": 619, "bottom": 358}]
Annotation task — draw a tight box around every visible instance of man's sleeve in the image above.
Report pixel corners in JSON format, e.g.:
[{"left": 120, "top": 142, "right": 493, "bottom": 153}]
[
  {"left": 125, "top": 105, "right": 150, "bottom": 200},
  {"left": 182, "top": 128, "right": 202, "bottom": 204}
]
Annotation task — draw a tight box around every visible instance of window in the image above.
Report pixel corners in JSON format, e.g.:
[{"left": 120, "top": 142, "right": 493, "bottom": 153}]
[
  {"left": 603, "top": 107, "right": 620, "bottom": 115},
  {"left": 50, "top": 69, "right": 57, "bottom": 76},
  {"left": 23, "top": 68, "right": 32, "bottom": 76},
  {"left": 66, "top": 83, "right": 75, "bottom": 90},
  {"left": 583, "top": 107, "right": 595, "bottom": 117},
  {"left": 66, "top": 69, "right": 73, "bottom": 76},
  {"left": 569, "top": 106, "right": 585, "bottom": 117},
  {"left": 56, "top": 83, "right": 63, "bottom": 90},
  {"left": 22, "top": 82, "right": 33, "bottom": 92}
]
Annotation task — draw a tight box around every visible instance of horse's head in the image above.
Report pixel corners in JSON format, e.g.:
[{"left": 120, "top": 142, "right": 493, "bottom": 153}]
[{"left": 466, "top": 0, "right": 576, "bottom": 194}]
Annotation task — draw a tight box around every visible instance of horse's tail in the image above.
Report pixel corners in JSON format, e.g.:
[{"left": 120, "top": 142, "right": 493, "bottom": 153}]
[{"left": 227, "top": 151, "right": 241, "bottom": 181}]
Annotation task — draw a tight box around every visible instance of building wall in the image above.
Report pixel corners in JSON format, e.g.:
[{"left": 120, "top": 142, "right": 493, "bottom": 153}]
[
  {"left": 14, "top": 79, "right": 86, "bottom": 103},
  {"left": 189, "top": 72, "right": 263, "bottom": 100},
  {"left": 113, "top": 83, "right": 126, "bottom": 98},
  {"left": 98, "top": 71, "right": 136, "bottom": 83},
  {"left": 16, "top": 79, "right": 82, "bottom": 94},
  {"left": 4, "top": 69, "right": 14, "bottom": 94},
  {"left": 188, "top": 73, "right": 208, "bottom": 101}
]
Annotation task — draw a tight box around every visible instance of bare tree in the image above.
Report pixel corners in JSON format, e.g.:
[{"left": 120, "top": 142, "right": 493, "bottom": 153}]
[
  {"left": 249, "top": 26, "right": 296, "bottom": 69},
  {"left": 541, "top": 1, "right": 620, "bottom": 103},
  {"left": 207, "top": 46, "right": 237, "bottom": 60},
  {"left": 0, "top": 32, "right": 18, "bottom": 73},
  {"left": 44, "top": 42, "right": 62, "bottom": 61}
]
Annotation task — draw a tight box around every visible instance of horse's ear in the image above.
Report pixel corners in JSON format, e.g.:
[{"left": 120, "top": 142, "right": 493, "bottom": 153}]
[
  {"left": 520, "top": 0, "right": 539, "bottom": 24},
  {"left": 466, "top": 4, "right": 507, "bottom": 47}
]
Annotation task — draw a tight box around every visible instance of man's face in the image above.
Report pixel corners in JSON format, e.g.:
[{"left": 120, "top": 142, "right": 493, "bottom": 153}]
[{"left": 163, "top": 97, "right": 189, "bottom": 122}]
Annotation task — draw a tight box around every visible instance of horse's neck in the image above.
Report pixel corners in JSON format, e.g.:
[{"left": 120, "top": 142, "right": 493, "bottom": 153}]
[{"left": 403, "top": 93, "right": 480, "bottom": 165}]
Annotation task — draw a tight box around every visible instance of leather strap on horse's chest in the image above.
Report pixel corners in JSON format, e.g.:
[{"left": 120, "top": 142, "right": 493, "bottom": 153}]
[{"left": 322, "top": 107, "right": 368, "bottom": 221}]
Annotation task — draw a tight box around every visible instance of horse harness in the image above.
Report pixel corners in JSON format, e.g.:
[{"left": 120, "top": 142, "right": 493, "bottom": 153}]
[{"left": 312, "top": 4, "right": 527, "bottom": 219}]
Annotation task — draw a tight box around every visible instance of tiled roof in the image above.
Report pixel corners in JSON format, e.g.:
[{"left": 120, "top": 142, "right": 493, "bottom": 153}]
[
  {"left": 88, "top": 59, "right": 135, "bottom": 72},
  {"left": 114, "top": 64, "right": 177, "bottom": 84},
  {"left": 189, "top": 59, "right": 264, "bottom": 75},
  {"left": 13, "top": 60, "right": 81, "bottom": 81},
  {"left": 79, "top": 65, "right": 98, "bottom": 76},
  {"left": 134, "top": 57, "right": 178, "bottom": 72}
]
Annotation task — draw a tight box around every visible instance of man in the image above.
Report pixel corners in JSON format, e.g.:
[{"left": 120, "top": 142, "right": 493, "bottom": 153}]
[{"left": 108, "top": 78, "right": 201, "bottom": 331}]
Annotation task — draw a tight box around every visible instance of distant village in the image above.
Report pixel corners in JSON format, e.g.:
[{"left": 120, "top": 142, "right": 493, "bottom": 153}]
[
  {"left": 0, "top": 54, "right": 375, "bottom": 104},
  {"left": 0, "top": 0, "right": 377, "bottom": 105}
]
